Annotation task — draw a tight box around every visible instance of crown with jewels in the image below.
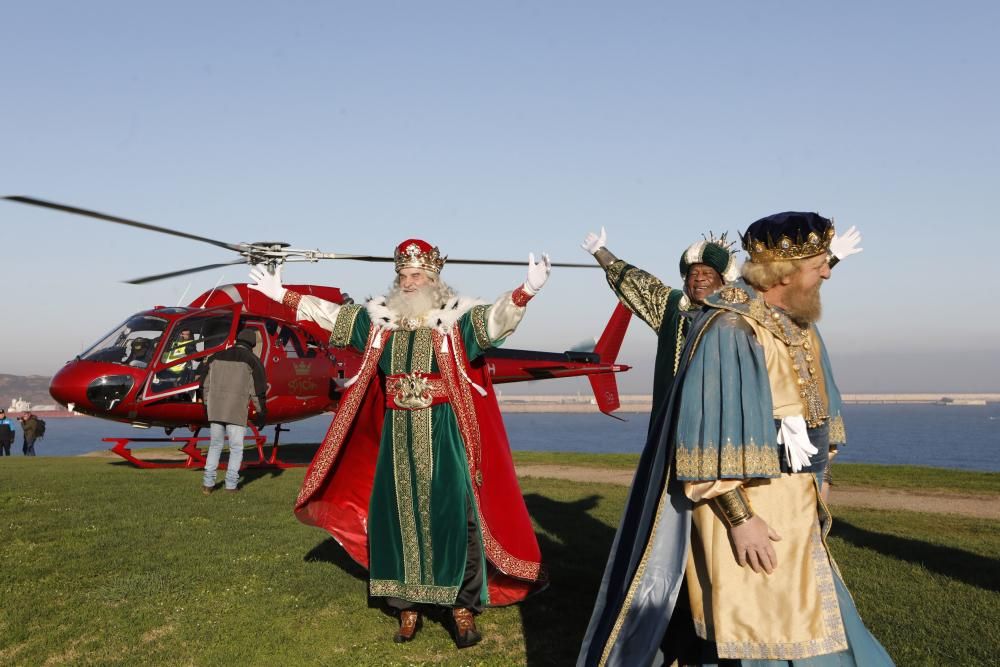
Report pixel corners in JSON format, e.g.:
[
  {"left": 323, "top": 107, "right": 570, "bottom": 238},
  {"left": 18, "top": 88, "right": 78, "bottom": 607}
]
[
  {"left": 741, "top": 212, "right": 835, "bottom": 263},
  {"left": 393, "top": 238, "right": 446, "bottom": 274}
]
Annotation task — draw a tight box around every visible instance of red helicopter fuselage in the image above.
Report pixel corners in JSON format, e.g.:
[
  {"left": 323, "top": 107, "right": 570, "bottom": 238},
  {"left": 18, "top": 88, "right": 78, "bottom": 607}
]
[{"left": 49, "top": 284, "right": 632, "bottom": 431}]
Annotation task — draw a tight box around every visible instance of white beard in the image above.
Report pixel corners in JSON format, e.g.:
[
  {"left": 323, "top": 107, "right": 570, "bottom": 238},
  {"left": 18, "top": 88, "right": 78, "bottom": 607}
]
[
  {"left": 367, "top": 280, "right": 482, "bottom": 333},
  {"left": 385, "top": 284, "right": 441, "bottom": 321}
]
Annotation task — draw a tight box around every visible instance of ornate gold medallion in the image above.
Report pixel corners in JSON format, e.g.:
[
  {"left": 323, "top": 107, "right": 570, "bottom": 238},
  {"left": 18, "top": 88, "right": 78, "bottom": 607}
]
[
  {"left": 398, "top": 316, "right": 422, "bottom": 332},
  {"left": 393, "top": 372, "right": 433, "bottom": 409},
  {"left": 719, "top": 286, "right": 750, "bottom": 304}
]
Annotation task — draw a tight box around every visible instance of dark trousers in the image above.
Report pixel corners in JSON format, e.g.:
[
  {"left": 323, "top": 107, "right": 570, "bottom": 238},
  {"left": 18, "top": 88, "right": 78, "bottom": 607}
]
[
  {"left": 23, "top": 436, "right": 36, "bottom": 456},
  {"left": 0, "top": 441, "right": 11, "bottom": 456},
  {"left": 387, "top": 499, "right": 485, "bottom": 613}
]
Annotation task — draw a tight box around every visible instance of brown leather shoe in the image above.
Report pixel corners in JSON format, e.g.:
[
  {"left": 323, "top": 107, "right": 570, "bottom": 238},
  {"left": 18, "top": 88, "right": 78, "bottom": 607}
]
[
  {"left": 202, "top": 485, "right": 215, "bottom": 495},
  {"left": 451, "top": 608, "right": 482, "bottom": 649},
  {"left": 393, "top": 610, "right": 421, "bottom": 643}
]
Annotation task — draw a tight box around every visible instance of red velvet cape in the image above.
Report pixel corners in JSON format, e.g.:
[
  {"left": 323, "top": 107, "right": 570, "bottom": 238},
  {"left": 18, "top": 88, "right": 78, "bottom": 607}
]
[{"left": 294, "top": 326, "right": 546, "bottom": 606}]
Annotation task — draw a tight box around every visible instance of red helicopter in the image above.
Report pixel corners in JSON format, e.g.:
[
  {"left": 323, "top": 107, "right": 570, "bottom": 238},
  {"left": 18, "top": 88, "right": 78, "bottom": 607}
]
[{"left": 6, "top": 196, "right": 632, "bottom": 469}]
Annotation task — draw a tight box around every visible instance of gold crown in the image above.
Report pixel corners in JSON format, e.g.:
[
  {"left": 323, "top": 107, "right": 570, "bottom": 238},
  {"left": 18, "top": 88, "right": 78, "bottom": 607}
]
[
  {"left": 393, "top": 240, "right": 446, "bottom": 274},
  {"left": 743, "top": 226, "right": 835, "bottom": 263},
  {"left": 293, "top": 361, "right": 311, "bottom": 376}
]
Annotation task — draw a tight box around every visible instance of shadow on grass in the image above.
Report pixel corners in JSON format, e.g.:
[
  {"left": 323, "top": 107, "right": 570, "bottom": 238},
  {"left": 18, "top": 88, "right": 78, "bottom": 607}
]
[
  {"left": 304, "top": 537, "right": 368, "bottom": 581},
  {"left": 520, "top": 493, "right": 617, "bottom": 666},
  {"left": 832, "top": 519, "right": 1000, "bottom": 593}
]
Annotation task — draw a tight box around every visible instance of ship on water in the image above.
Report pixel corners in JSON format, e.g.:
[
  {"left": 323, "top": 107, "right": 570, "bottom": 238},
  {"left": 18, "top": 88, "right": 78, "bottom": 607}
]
[{"left": 6, "top": 397, "right": 77, "bottom": 418}]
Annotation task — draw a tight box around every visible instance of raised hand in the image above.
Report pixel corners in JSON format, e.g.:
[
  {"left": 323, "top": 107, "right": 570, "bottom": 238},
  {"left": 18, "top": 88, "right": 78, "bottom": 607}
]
[
  {"left": 581, "top": 227, "right": 607, "bottom": 255},
  {"left": 523, "top": 252, "right": 552, "bottom": 295},
  {"left": 248, "top": 264, "right": 286, "bottom": 303},
  {"left": 829, "top": 225, "right": 863, "bottom": 261}
]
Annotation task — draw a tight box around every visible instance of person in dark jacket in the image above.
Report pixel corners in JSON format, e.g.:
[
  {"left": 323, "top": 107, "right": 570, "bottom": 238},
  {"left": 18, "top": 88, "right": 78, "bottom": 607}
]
[
  {"left": 199, "top": 328, "right": 267, "bottom": 493},
  {"left": 20, "top": 413, "right": 40, "bottom": 456},
  {"left": 0, "top": 409, "right": 16, "bottom": 456}
]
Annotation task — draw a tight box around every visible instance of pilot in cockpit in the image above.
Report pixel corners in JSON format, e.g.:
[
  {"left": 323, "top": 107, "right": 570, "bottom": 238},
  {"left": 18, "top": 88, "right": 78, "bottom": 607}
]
[{"left": 124, "top": 337, "right": 153, "bottom": 368}]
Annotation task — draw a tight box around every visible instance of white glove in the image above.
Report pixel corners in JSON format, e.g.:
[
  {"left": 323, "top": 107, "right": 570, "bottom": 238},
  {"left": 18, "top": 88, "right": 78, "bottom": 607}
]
[
  {"left": 523, "top": 252, "right": 552, "bottom": 295},
  {"left": 776, "top": 415, "right": 818, "bottom": 473},
  {"left": 248, "top": 264, "right": 287, "bottom": 303},
  {"left": 581, "top": 227, "right": 607, "bottom": 255},
  {"left": 829, "top": 225, "right": 863, "bottom": 261}
]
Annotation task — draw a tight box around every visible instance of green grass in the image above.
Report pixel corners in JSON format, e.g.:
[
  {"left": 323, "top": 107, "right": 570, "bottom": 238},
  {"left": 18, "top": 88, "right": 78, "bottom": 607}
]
[
  {"left": 512, "top": 451, "right": 1000, "bottom": 495},
  {"left": 1, "top": 457, "right": 998, "bottom": 666}
]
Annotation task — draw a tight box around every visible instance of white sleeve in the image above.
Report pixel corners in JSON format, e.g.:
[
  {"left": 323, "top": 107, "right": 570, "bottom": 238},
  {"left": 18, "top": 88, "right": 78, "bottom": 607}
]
[
  {"left": 486, "top": 291, "right": 527, "bottom": 341},
  {"left": 295, "top": 295, "right": 343, "bottom": 332}
]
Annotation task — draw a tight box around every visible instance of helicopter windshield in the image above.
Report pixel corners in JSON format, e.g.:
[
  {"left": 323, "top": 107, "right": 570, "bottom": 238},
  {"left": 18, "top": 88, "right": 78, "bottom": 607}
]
[{"left": 80, "top": 315, "right": 168, "bottom": 367}]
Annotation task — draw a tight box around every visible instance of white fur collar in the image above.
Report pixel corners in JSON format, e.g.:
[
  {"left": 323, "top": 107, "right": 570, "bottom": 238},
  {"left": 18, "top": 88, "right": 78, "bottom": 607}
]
[{"left": 365, "top": 294, "right": 485, "bottom": 333}]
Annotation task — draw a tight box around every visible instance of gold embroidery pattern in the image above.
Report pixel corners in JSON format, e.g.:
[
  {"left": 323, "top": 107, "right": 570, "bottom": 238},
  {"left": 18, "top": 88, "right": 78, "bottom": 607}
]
[
  {"left": 469, "top": 304, "right": 492, "bottom": 349},
  {"left": 608, "top": 264, "right": 672, "bottom": 333},
  {"left": 390, "top": 330, "right": 409, "bottom": 374},
  {"left": 672, "top": 316, "right": 686, "bottom": 376},
  {"left": 435, "top": 329, "right": 544, "bottom": 583},
  {"left": 828, "top": 415, "right": 846, "bottom": 444},
  {"left": 719, "top": 286, "right": 749, "bottom": 303},
  {"left": 713, "top": 521, "right": 847, "bottom": 659},
  {"left": 330, "top": 304, "right": 363, "bottom": 348},
  {"left": 389, "top": 329, "right": 435, "bottom": 584},
  {"left": 674, "top": 440, "right": 781, "bottom": 480},
  {"left": 296, "top": 327, "right": 389, "bottom": 506},
  {"left": 392, "top": 409, "right": 420, "bottom": 584},
  {"left": 282, "top": 290, "right": 302, "bottom": 311},
  {"left": 369, "top": 579, "right": 459, "bottom": 605}
]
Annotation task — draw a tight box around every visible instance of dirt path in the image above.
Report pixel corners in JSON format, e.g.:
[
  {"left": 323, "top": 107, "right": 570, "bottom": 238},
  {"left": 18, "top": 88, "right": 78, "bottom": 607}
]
[{"left": 515, "top": 464, "right": 1000, "bottom": 520}]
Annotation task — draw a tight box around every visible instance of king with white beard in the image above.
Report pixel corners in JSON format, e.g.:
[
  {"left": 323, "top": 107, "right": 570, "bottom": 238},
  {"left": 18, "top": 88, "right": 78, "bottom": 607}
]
[{"left": 249, "top": 239, "right": 551, "bottom": 649}]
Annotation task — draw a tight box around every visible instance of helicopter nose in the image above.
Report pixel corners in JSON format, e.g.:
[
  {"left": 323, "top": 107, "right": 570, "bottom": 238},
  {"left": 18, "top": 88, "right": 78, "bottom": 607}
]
[
  {"left": 49, "top": 362, "right": 88, "bottom": 408},
  {"left": 50, "top": 361, "right": 138, "bottom": 413}
]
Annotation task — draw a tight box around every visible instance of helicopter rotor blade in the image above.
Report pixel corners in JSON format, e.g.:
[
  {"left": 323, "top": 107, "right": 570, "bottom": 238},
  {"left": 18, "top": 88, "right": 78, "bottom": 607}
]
[
  {"left": 315, "top": 254, "right": 599, "bottom": 268},
  {"left": 4, "top": 196, "right": 245, "bottom": 252},
  {"left": 125, "top": 259, "right": 249, "bottom": 285}
]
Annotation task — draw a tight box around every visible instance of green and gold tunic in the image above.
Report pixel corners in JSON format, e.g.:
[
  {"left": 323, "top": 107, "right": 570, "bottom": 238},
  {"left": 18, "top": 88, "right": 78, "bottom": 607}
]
[{"left": 296, "top": 292, "right": 526, "bottom": 606}]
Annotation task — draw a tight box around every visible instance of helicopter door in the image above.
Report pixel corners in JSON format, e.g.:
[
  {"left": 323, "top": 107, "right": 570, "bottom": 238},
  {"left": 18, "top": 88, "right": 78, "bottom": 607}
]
[{"left": 142, "top": 308, "right": 237, "bottom": 401}]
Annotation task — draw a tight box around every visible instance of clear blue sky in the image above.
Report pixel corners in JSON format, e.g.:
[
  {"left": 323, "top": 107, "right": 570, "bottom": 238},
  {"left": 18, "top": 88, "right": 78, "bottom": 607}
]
[{"left": 2, "top": 2, "right": 998, "bottom": 393}]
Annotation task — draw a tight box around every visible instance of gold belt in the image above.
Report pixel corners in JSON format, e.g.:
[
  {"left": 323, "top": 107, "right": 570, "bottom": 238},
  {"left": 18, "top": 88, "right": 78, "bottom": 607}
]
[{"left": 385, "top": 372, "right": 448, "bottom": 410}]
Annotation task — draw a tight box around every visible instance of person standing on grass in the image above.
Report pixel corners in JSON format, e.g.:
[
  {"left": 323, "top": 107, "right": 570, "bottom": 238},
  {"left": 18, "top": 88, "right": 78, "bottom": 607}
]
[
  {"left": 249, "top": 239, "right": 550, "bottom": 649},
  {"left": 199, "top": 328, "right": 267, "bottom": 494},
  {"left": 20, "top": 412, "right": 40, "bottom": 456},
  {"left": 0, "top": 409, "right": 16, "bottom": 456},
  {"left": 578, "top": 212, "right": 892, "bottom": 666}
]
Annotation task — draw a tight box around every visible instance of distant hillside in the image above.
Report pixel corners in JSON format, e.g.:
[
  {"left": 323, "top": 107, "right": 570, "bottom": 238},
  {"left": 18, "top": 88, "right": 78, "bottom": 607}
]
[{"left": 0, "top": 374, "right": 54, "bottom": 408}]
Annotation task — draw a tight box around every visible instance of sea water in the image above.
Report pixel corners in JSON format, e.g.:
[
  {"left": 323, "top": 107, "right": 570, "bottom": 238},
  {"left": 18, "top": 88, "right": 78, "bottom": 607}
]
[{"left": 17, "top": 403, "right": 1000, "bottom": 472}]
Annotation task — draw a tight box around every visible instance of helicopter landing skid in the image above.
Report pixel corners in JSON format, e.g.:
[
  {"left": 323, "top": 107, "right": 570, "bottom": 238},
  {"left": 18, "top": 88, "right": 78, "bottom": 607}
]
[{"left": 103, "top": 424, "right": 306, "bottom": 469}]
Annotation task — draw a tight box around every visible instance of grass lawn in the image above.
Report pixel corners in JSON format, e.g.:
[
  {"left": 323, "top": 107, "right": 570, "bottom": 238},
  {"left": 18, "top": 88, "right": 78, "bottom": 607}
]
[{"left": 1, "top": 456, "right": 997, "bottom": 666}]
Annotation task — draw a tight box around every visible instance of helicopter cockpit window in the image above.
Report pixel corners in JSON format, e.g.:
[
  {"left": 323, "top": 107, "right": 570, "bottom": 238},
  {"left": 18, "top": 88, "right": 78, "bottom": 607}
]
[
  {"left": 148, "top": 312, "right": 234, "bottom": 395},
  {"left": 80, "top": 316, "right": 168, "bottom": 367}
]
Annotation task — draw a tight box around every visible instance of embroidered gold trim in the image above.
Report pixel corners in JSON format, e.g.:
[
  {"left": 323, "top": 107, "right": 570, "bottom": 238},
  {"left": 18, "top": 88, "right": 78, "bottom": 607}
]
[
  {"left": 282, "top": 289, "right": 302, "bottom": 311},
  {"left": 674, "top": 440, "right": 781, "bottom": 480},
  {"left": 435, "top": 329, "right": 544, "bottom": 583},
  {"left": 412, "top": 405, "right": 434, "bottom": 582},
  {"left": 719, "top": 286, "right": 749, "bottom": 303},
  {"left": 828, "top": 415, "right": 846, "bottom": 444},
  {"left": 390, "top": 330, "right": 409, "bottom": 374},
  {"left": 330, "top": 304, "right": 363, "bottom": 348},
  {"left": 296, "top": 327, "right": 389, "bottom": 506},
  {"left": 392, "top": 409, "right": 420, "bottom": 584},
  {"left": 469, "top": 304, "right": 492, "bottom": 350},
  {"left": 672, "top": 316, "right": 686, "bottom": 376},
  {"left": 511, "top": 285, "right": 533, "bottom": 307},
  {"left": 369, "top": 579, "right": 459, "bottom": 605},
  {"left": 609, "top": 264, "right": 672, "bottom": 333}
]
